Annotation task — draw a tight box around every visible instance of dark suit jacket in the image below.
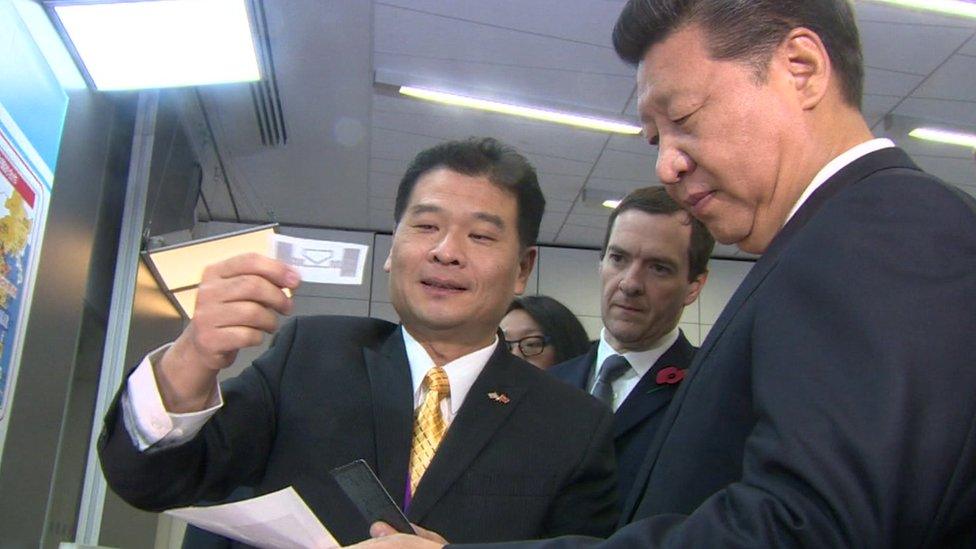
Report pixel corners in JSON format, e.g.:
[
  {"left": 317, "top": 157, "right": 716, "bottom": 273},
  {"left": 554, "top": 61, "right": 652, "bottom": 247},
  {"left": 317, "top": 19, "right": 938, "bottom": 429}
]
[
  {"left": 98, "top": 316, "right": 618, "bottom": 545},
  {"left": 549, "top": 332, "right": 694, "bottom": 509},
  {"left": 459, "top": 149, "right": 976, "bottom": 548}
]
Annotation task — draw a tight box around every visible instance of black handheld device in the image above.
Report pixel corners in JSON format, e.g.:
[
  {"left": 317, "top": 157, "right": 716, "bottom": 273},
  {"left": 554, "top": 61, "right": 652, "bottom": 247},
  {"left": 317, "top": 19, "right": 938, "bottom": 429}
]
[{"left": 329, "top": 459, "right": 414, "bottom": 534}]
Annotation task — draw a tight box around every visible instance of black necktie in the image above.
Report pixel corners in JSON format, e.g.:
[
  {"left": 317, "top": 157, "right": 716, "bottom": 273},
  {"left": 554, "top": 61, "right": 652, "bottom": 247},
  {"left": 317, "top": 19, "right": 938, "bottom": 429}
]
[{"left": 590, "top": 355, "right": 631, "bottom": 407}]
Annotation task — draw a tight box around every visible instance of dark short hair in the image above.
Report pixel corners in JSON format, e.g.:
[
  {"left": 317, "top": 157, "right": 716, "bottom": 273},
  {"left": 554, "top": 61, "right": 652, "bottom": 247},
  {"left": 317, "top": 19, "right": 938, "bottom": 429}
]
[
  {"left": 394, "top": 137, "right": 546, "bottom": 249},
  {"left": 612, "top": 0, "right": 864, "bottom": 108},
  {"left": 507, "top": 295, "right": 591, "bottom": 363},
  {"left": 601, "top": 186, "right": 714, "bottom": 280}
]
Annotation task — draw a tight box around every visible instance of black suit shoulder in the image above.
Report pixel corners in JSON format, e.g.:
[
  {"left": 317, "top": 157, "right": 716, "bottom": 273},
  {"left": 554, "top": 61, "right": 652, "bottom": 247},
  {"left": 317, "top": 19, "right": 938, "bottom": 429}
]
[
  {"left": 509, "top": 352, "right": 609, "bottom": 422},
  {"left": 549, "top": 345, "right": 598, "bottom": 391}
]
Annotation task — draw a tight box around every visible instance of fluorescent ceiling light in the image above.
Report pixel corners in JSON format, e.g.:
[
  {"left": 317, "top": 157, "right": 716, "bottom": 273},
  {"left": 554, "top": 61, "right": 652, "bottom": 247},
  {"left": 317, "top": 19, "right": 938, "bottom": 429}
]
[
  {"left": 51, "top": 0, "right": 260, "bottom": 90},
  {"left": 398, "top": 85, "right": 642, "bottom": 135},
  {"left": 602, "top": 200, "right": 622, "bottom": 209},
  {"left": 865, "top": 0, "right": 976, "bottom": 19},
  {"left": 909, "top": 127, "right": 976, "bottom": 149}
]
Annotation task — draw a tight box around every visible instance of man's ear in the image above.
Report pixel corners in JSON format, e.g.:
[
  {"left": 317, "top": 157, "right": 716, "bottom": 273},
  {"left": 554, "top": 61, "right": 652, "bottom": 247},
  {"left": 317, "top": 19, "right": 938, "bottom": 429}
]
[
  {"left": 778, "top": 27, "right": 831, "bottom": 110},
  {"left": 384, "top": 225, "right": 398, "bottom": 273},
  {"left": 514, "top": 247, "right": 538, "bottom": 295},
  {"left": 683, "top": 270, "right": 707, "bottom": 306}
]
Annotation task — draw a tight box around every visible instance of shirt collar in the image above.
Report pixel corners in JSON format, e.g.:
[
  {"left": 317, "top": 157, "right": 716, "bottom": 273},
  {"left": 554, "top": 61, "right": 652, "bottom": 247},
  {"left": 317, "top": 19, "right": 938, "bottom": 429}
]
[
  {"left": 785, "top": 138, "right": 895, "bottom": 224},
  {"left": 402, "top": 327, "right": 498, "bottom": 415},
  {"left": 595, "top": 326, "right": 680, "bottom": 378}
]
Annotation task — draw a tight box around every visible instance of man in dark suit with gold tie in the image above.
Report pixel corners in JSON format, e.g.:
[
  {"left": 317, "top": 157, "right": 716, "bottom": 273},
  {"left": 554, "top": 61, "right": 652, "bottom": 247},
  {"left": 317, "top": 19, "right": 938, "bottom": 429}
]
[
  {"left": 357, "top": 1, "right": 976, "bottom": 547},
  {"left": 550, "top": 185, "right": 712, "bottom": 509},
  {"left": 97, "top": 137, "right": 618, "bottom": 545}
]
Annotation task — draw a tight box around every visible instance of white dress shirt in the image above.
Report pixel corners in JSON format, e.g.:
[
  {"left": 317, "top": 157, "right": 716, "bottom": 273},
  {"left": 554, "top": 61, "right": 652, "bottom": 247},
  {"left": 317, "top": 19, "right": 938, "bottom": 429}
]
[
  {"left": 402, "top": 327, "right": 495, "bottom": 424},
  {"left": 785, "top": 138, "right": 895, "bottom": 224},
  {"left": 122, "top": 328, "right": 497, "bottom": 451},
  {"left": 590, "top": 327, "right": 680, "bottom": 412}
]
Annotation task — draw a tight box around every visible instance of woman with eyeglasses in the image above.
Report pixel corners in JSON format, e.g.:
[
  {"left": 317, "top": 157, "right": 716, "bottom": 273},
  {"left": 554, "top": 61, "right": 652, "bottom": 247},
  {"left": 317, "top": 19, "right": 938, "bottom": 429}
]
[{"left": 500, "top": 295, "right": 591, "bottom": 370}]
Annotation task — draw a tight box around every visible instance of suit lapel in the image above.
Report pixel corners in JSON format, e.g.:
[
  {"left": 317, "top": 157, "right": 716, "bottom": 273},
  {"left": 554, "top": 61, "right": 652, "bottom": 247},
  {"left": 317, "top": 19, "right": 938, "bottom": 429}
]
[
  {"left": 621, "top": 147, "right": 922, "bottom": 522},
  {"left": 363, "top": 327, "right": 414, "bottom": 508},
  {"left": 406, "top": 344, "right": 529, "bottom": 522},
  {"left": 613, "top": 332, "right": 695, "bottom": 438}
]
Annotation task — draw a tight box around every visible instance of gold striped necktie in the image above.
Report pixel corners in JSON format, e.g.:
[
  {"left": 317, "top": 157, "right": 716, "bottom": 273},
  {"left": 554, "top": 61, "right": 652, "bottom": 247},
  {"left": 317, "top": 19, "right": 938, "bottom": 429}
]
[{"left": 409, "top": 366, "right": 451, "bottom": 494}]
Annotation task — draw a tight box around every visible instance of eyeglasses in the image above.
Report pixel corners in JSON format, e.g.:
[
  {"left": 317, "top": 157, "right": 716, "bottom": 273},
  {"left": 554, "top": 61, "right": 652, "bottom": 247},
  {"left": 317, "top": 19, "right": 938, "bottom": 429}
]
[{"left": 504, "top": 335, "right": 550, "bottom": 357}]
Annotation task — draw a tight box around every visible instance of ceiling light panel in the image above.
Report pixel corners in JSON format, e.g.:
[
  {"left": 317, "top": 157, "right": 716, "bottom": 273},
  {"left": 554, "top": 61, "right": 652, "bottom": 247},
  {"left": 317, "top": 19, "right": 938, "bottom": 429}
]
[
  {"left": 909, "top": 127, "right": 976, "bottom": 149},
  {"left": 51, "top": 0, "right": 261, "bottom": 90},
  {"left": 398, "top": 86, "right": 642, "bottom": 135}
]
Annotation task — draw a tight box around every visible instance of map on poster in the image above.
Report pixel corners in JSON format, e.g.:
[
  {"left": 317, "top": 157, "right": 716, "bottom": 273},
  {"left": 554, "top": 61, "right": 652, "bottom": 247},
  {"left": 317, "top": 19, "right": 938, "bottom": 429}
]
[{"left": 0, "top": 123, "right": 48, "bottom": 420}]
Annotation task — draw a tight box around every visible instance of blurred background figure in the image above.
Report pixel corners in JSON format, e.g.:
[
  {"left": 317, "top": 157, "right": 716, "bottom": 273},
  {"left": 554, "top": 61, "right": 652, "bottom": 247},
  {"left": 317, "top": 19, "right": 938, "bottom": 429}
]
[{"left": 501, "top": 295, "right": 591, "bottom": 370}]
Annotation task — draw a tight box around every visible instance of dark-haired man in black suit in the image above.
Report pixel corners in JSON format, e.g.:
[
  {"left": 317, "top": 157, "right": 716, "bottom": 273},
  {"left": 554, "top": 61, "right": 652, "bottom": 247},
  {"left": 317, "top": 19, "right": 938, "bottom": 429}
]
[
  {"left": 550, "top": 186, "right": 711, "bottom": 509},
  {"left": 97, "top": 137, "right": 618, "bottom": 546},
  {"left": 357, "top": 1, "right": 976, "bottom": 547}
]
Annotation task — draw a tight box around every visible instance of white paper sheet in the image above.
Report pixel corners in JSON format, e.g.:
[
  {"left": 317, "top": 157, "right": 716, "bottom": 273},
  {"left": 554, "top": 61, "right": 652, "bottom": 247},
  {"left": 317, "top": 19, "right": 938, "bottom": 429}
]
[
  {"left": 271, "top": 234, "right": 369, "bottom": 285},
  {"left": 165, "top": 487, "right": 338, "bottom": 549}
]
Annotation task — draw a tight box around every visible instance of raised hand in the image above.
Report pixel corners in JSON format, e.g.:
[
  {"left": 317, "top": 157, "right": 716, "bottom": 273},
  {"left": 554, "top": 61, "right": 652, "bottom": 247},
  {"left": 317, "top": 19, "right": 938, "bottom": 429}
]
[{"left": 156, "top": 253, "right": 301, "bottom": 412}]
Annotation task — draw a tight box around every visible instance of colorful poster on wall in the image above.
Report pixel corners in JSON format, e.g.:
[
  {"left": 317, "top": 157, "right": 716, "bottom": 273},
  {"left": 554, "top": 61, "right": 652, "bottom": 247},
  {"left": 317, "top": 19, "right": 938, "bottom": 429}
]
[
  {"left": 0, "top": 0, "right": 68, "bottom": 460},
  {"left": 0, "top": 119, "right": 49, "bottom": 421}
]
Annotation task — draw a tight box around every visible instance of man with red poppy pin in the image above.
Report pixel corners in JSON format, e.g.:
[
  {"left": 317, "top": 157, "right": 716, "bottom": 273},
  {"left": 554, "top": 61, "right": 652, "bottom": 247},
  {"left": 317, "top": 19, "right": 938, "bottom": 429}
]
[{"left": 548, "top": 185, "right": 713, "bottom": 511}]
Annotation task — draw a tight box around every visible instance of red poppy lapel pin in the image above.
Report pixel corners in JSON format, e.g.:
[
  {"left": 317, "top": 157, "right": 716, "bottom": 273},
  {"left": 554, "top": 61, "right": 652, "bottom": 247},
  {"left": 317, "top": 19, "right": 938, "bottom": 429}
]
[
  {"left": 487, "top": 391, "right": 510, "bottom": 404},
  {"left": 655, "top": 366, "right": 685, "bottom": 385}
]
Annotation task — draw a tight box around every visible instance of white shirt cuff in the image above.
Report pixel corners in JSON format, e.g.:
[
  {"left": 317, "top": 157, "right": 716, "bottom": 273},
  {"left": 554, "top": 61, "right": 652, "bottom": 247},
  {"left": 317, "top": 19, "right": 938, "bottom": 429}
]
[{"left": 121, "top": 343, "right": 223, "bottom": 451}]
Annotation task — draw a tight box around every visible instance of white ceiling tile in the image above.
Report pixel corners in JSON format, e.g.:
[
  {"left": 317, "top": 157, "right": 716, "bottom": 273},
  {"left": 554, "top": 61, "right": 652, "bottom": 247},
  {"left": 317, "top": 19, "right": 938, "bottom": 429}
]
[
  {"left": 370, "top": 158, "right": 410, "bottom": 176},
  {"left": 911, "top": 54, "right": 976, "bottom": 101},
  {"left": 563, "top": 212, "right": 611, "bottom": 229},
  {"left": 368, "top": 209, "right": 396, "bottom": 232},
  {"left": 863, "top": 93, "right": 902, "bottom": 114},
  {"left": 895, "top": 97, "right": 976, "bottom": 127},
  {"left": 540, "top": 214, "right": 567, "bottom": 234},
  {"left": 376, "top": 0, "right": 625, "bottom": 47},
  {"left": 585, "top": 176, "right": 651, "bottom": 195},
  {"left": 370, "top": 197, "right": 396, "bottom": 211},
  {"left": 374, "top": 5, "right": 631, "bottom": 76},
  {"left": 963, "top": 41, "right": 976, "bottom": 56},
  {"left": 545, "top": 198, "right": 575, "bottom": 214},
  {"left": 372, "top": 102, "right": 611, "bottom": 162},
  {"left": 537, "top": 172, "right": 587, "bottom": 200},
  {"left": 864, "top": 67, "right": 925, "bottom": 96},
  {"left": 624, "top": 88, "right": 639, "bottom": 117},
  {"left": 591, "top": 149, "right": 657, "bottom": 182},
  {"left": 859, "top": 21, "right": 972, "bottom": 74},
  {"left": 910, "top": 154, "right": 976, "bottom": 186},
  {"left": 537, "top": 231, "right": 560, "bottom": 245},
  {"left": 863, "top": 94, "right": 903, "bottom": 128},
  {"left": 855, "top": 2, "right": 976, "bottom": 29},
  {"left": 570, "top": 197, "right": 615, "bottom": 217},
  {"left": 368, "top": 171, "right": 400, "bottom": 198},
  {"left": 370, "top": 127, "right": 442, "bottom": 162},
  {"left": 606, "top": 134, "right": 654, "bottom": 156},
  {"left": 375, "top": 52, "right": 636, "bottom": 112},
  {"left": 523, "top": 153, "right": 593, "bottom": 177},
  {"left": 553, "top": 223, "right": 605, "bottom": 248}
]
